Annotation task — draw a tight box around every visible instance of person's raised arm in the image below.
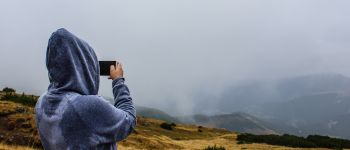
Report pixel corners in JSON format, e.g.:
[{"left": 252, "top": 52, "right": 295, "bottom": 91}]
[
  {"left": 109, "top": 62, "right": 136, "bottom": 130},
  {"left": 109, "top": 62, "right": 136, "bottom": 117}
]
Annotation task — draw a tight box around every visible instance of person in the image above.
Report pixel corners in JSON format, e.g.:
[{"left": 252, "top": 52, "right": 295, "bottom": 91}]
[{"left": 35, "top": 28, "right": 136, "bottom": 150}]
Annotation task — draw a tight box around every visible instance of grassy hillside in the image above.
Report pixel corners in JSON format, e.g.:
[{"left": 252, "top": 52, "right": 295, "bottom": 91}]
[
  {"left": 0, "top": 90, "right": 345, "bottom": 149},
  {"left": 180, "top": 113, "right": 277, "bottom": 135},
  {"left": 116, "top": 117, "right": 331, "bottom": 150},
  {"left": 0, "top": 143, "right": 37, "bottom": 150}
]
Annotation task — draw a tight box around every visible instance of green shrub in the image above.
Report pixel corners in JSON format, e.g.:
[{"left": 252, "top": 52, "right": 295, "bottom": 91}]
[
  {"left": 307, "top": 135, "right": 350, "bottom": 149},
  {"left": 203, "top": 145, "right": 225, "bottom": 150},
  {"left": 160, "top": 122, "right": 173, "bottom": 130},
  {"left": 160, "top": 122, "right": 177, "bottom": 130},
  {"left": 237, "top": 133, "right": 350, "bottom": 149},
  {"left": 237, "top": 133, "right": 316, "bottom": 148},
  {"left": 2, "top": 87, "right": 15, "bottom": 93}
]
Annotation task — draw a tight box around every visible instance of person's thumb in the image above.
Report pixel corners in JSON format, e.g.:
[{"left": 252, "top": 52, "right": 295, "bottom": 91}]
[
  {"left": 116, "top": 62, "right": 122, "bottom": 70},
  {"left": 110, "top": 65, "right": 115, "bottom": 71}
]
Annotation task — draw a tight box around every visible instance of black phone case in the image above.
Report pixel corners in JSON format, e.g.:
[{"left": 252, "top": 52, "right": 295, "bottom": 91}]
[{"left": 99, "top": 61, "right": 116, "bottom": 76}]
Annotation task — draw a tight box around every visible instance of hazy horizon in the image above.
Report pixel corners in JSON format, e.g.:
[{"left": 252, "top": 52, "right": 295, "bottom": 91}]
[{"left": 1, "top": 0, "right": 350, "bottom": 115}]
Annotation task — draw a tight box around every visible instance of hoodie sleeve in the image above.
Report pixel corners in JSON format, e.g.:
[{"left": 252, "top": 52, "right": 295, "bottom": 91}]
[
  {"left": 110, "top": 77, "right": 136, "bottom": 140},
  {"left": 69, "top": 78, "right": 136, "bottom": 144},
  {"left": 112, "top": 78, "right": 136, "bottom": 118}
]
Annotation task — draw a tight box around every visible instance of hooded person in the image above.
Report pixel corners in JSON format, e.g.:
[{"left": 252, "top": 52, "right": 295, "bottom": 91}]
[{"left": 35, "top": 28, "right": 136, "bottom": 150}]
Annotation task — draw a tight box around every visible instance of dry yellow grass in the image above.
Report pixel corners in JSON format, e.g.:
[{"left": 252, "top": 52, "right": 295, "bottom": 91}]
[
  {"left": 117, "top": 117, "right": 334, "bottom": 150},
  {"left": 0, "top": 101, "right": 41, "bottom": 148},
  {"left": 0, "top": 143, "right": 37, "bottom": 150},
  {"left": 0, "top": 101, "right": 19, "bottom": 115},
  {"left": 118, "top": 133, "right": 332, "bottom": 150}
]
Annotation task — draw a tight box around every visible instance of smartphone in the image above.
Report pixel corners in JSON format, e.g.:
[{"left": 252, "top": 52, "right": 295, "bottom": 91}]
[{"left": 99, "top": 61, "right": 116, "bottom": 76}]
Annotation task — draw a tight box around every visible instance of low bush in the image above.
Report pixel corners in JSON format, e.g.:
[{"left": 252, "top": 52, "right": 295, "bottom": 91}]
[
  {"left": 2, "top": 87, "right": 15, "bottom": 93},
  {"left": 1, "top": 92, "right": 37, "bottom": 107},
  {"left": 203, "top": 145, "right": 226, "bottom": 150},
  {"left": 307, "top": 135, "right": 350, "bottom": 149},
  {"left": 160, "top": 122, "right": 173, "bottom": 130},
  {"left": 237, "top": 133, "right": 350, "bottom": 149}
]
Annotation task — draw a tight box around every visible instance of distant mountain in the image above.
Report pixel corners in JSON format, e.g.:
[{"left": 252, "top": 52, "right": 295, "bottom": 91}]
[
  {"left": 276, "top": 74, "right": 350, "bottom": 99},
  {"left": 136, "top": 106, "right": 180, "bottom": 123},
  {"left": 260, "top": 92, "right": 350, "bottom": 139},
  {"left": 213, "top": 81, "right": 279, "bottom": 113},
  {"left": 263, "top": 93, "right": 349, "bottom": 123},
  {"left": 201, "top": 73, "right": 350, "bottom": 139},
  {"left": 252, "top": 74, "right": 350, "bottom": 139},
  {"left": 312, "top": 114, "right": 350, "bottom": 139},
  {"left": 197, "top": 74, "right": 350, "bottom": 115},
  {"left": 179, "top": 112, "right": 278, "bottom": 135},
  {"left": 134, "top": 106, "right": 278, "bottom": 135}
]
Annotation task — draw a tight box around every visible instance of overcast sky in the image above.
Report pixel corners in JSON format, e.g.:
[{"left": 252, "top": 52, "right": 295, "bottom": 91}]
[{"left": 1, "top": 0, "right": 350, "bottom": 115}]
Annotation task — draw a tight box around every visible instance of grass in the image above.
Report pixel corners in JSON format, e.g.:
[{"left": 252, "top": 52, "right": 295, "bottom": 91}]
[
  {"left": 0, "top": 101, "right": 41, "bottom": 148},
  {"left": 0, "top": 143, "right": 37, "bottom": 150},
  {"left": 117, "top": 117, "right": 330, "bottom": 150}
]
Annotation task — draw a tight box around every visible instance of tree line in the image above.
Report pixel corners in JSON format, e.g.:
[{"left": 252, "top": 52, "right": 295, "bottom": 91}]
[{"left": 237, "top": 133, "right": 350, "bottom": 149}]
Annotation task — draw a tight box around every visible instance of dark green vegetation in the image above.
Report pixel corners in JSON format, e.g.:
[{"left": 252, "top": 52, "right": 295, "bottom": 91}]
[
  {"left": 2, "top": 87, "right": 16, "bottom": 93},
  {"left": 237, "top": 133, "right": 350, "bottom": 149},
  {"left": 307, "top": 135, "right": 350, "bottom": 149},
  {"left": 198, "top": 125, "right": 203, "bottom": 132},
  {"left": 203, "top": 145, "right": 226, "bottom": 150},
  {"left": 160, "top": 122, "right": 176, "bottom": 130},
  {"left": 0, "top": 88, "right": 38, "bottom": 107}
]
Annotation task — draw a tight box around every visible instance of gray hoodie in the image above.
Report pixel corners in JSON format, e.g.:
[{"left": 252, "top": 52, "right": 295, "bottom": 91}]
[{"left": 35, "top": 28, "right": 136, "bottom": 150}]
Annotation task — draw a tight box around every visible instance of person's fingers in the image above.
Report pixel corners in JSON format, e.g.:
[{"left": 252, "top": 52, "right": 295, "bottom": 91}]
[
  {"left": 115, "top": 61, "right": 119, "bottom": 69},
  {"left": 108, "top": 61, "right": 123, "bottom": 80},
  {"left": 118, "top": 62, "right": 123, "bottom": 69},
  {"left": 110, "top": 65, "right": 115, "bottom": 71}
]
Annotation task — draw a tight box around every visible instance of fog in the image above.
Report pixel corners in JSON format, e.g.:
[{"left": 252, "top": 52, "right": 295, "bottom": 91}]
[{"left": 1, "top": 0, "right": 350, "bottom": 115}]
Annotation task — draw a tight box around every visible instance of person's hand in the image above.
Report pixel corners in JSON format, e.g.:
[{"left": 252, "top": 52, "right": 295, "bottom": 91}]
[{"left": 108, "top": 62, "right": 124, "bottom": 80}]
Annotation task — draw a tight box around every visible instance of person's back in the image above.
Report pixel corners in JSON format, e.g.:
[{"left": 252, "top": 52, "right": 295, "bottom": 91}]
[{"left": 35, "top": 28, "right": 136, "bottom": 150}]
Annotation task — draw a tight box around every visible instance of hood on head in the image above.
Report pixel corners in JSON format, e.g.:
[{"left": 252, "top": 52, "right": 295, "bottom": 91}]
[{"left": 46, "top": 28, "right": 99, "bottom": 95}]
